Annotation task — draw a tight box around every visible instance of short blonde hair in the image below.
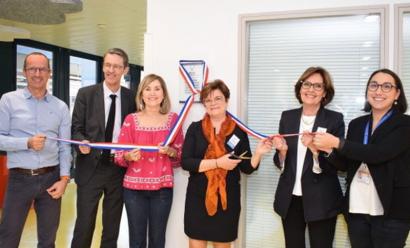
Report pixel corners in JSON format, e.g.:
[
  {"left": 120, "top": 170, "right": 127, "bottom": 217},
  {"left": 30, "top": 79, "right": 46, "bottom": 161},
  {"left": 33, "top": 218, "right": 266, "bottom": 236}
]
[{"left": 136, "top": 74, "right": 171, "bottom": 114}]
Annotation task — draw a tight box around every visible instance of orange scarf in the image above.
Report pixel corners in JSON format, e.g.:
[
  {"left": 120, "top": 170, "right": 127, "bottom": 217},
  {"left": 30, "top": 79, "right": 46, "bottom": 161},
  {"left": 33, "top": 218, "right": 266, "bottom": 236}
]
[{"left": 202, "top": 114, "right": 236, "bottom": 216}]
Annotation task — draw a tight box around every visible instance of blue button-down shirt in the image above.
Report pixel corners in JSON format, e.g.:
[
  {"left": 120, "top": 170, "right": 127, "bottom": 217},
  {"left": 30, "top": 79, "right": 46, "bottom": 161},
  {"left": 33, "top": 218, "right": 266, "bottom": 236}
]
[{"left": 0, "top": 88, "right": 72, "bottom": 176}]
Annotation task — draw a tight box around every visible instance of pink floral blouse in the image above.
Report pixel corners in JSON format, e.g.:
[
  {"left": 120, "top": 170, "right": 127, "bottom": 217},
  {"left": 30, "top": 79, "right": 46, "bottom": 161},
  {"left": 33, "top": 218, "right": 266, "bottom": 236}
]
[{"left": 115, "top": 112, "right": 184, "bottom": 190}]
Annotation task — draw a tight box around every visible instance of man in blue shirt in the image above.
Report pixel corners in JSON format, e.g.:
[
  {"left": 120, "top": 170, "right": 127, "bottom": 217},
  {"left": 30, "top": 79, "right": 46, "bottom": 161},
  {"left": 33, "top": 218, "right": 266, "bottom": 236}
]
[{"left": 0, "top": 52, "right": 72, "bottom": 248}]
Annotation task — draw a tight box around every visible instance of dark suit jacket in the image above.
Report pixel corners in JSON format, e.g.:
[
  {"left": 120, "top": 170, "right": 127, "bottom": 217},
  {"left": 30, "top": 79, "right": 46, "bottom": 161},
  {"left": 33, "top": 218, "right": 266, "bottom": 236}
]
[
  {"left": 327, "top": 111, "right": 410, "bottom": 221},
  {"left": 273, "top": 107, "right": 345, "bottom": 222},
  {"left": 71, "top": 83, "right": 136, "bottom": 185}
]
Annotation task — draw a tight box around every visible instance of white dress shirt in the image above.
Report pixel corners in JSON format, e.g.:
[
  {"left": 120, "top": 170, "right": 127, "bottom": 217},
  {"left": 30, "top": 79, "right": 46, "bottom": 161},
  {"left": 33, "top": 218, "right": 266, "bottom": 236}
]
[{"left": 103, "top": 82, "right": 122, "bottom": 147}]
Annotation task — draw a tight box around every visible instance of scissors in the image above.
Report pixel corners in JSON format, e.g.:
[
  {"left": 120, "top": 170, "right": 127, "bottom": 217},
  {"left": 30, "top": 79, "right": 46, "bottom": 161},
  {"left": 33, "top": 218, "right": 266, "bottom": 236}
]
[{"left": 229, "top": 151, "right": 252, "bottom": 160}]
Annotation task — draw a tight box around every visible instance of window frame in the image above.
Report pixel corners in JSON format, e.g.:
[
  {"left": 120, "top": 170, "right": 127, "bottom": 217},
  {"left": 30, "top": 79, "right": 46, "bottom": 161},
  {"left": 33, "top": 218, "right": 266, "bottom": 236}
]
[
  {"left": 394, "top": 4, "right": 410, "bottom": 76},
  {"left": 237, "top": 5, "right": 388, "bottom": 247}
]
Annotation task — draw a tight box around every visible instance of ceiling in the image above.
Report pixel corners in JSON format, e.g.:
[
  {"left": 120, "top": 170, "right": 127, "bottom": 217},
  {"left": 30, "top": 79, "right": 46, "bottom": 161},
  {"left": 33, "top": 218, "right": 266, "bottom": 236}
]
[{"left": 0, "top": 0, "right": 146, "bottom": 65}]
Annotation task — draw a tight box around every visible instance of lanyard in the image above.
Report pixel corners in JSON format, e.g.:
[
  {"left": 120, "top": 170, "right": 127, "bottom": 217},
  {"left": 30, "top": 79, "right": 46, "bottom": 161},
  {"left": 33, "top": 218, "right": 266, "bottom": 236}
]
[{"left": 363, "top": 110, "right": 393, "bottom": 145}]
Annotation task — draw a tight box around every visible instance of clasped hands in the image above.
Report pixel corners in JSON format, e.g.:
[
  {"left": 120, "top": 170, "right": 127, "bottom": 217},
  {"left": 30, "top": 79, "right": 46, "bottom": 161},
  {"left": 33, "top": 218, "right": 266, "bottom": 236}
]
[
  {"left": 272, "top": 132, "right": 339, "bottom": 156},
  {"left": 123, "top": 145, "right": 177, "bottom": 162}
]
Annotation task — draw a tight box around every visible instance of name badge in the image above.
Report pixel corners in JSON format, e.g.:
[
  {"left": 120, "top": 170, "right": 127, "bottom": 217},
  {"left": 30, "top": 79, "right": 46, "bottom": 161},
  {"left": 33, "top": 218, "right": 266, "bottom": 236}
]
[
  {"left": 227, "top": 135, "right": 240, "bottom": 149},
  {"left": 356, "top": 163, "right": 371, "bottom": 185},
  {"left": 317, "top": 127, "right": 327, "bottom": 133}
]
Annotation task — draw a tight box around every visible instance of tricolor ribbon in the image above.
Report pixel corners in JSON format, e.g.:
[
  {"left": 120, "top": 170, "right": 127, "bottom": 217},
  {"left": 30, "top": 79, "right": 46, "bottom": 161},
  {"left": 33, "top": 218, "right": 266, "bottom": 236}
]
[
  {"left": 179, "top": 60, "right": 314, "bottom": 141},
  {"left": 47, "top": 93, "right": 196, "bottom": 152},
  {"left": 162, "top": 94, "right": 194, "bottom": 146},
  {"left": 55, "top": 60, "right": 307, "bottom": 153},
  {"left": 227, "top": 111, "right": 269, "bottom": 140},
  {"left": 179, "top": 60, "right": 209, "bottom": 95},
  {"left": 47, "top": 137, "right": 159, "bottom": 152}
]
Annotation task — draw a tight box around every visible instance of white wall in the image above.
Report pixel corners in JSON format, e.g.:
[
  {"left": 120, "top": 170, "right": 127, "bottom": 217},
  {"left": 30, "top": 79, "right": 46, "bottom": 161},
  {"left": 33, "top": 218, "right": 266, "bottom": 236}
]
[{"left": 145, "top": 1, "right": 410, "bottom": 247}]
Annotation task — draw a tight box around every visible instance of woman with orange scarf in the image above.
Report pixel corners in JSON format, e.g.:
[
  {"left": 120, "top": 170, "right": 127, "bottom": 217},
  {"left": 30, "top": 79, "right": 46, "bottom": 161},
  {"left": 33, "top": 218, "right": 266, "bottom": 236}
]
[{"left": 182, "top": 80, "right": 273, "bottom": 248}]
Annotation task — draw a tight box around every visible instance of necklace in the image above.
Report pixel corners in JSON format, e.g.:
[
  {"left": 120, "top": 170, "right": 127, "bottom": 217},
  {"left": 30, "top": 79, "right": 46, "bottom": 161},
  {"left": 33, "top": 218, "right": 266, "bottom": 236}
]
[{"left": 301, "top": 115, "right": 315, "bottom": 126}]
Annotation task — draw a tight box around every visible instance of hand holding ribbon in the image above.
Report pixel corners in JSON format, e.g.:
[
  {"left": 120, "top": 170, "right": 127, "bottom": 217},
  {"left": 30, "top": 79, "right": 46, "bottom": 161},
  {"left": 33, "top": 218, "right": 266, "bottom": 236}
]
[
  {"left": 158, "top": 145, "right": 177, "bottom": 158},
  {"left": 301, "top": 131, "right": 319, "bottom": 155},
  {"left": 313, "top": 133, "right": 339, "bottom": 153},
  {"left": 78, "top": 140, "right": 91, "bottom": 154},
  {"left": 124, "top": 149, "right": 141, "bottom": 162}
]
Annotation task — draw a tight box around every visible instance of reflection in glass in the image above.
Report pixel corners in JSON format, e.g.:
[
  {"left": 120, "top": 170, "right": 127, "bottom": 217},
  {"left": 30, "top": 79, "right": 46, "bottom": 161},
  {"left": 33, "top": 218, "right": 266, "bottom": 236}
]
[
  {"left": 16, "top": 45, "right": 53, "bottom": 93},
  {"left": 121, "top": 72, "right": 131, "bottom": 89},
  {"left": 69, "top": 56, "right": 97, "bottom": 113}
]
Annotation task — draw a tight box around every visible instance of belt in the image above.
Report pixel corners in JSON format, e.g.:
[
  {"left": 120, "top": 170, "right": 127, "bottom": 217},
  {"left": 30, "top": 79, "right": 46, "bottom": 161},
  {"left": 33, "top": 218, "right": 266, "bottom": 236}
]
[{"left": 11, "top": 166, "right": 56, "bottom": 176}]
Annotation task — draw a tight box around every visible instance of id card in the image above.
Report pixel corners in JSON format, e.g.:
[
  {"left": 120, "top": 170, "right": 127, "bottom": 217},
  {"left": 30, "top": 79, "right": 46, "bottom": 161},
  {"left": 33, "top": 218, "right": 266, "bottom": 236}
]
[
  {"left": 356, "top": 163, "right": 371, "bottom": 184},
  {"left": 227, "top": 135, "right": 240, "bottom": 149}
]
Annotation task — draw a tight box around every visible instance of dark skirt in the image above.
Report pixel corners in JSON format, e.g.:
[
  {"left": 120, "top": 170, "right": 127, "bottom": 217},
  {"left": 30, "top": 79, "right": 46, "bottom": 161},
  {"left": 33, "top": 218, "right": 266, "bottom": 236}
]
[{"left": 184, "top": 180, "right": 241, "bottom": 242}]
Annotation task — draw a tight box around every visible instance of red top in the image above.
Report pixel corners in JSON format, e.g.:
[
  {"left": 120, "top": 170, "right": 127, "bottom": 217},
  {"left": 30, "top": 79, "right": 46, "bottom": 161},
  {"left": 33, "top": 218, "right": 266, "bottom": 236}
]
[{"left": 115, "top": 112, "right": 184, "bottom": 190}]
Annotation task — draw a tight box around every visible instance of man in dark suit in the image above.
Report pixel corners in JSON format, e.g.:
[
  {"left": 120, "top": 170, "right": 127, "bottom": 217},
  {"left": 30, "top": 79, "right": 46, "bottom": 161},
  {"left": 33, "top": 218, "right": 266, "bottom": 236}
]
[{"left": 71, "top": 48, "right": 136, "bottom": 248}]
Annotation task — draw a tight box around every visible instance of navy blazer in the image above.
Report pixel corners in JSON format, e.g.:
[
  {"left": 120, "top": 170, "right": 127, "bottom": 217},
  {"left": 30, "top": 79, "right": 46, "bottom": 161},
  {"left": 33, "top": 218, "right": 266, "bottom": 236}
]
[
  {"left": 273, "top": 107, "right": 345, "bottom": 222},
  {"left": 71, "top": 83, "right": 136, "bottom": 185},
  {"left": 327, "top": 111, "right": 410, "bottom": 220}
]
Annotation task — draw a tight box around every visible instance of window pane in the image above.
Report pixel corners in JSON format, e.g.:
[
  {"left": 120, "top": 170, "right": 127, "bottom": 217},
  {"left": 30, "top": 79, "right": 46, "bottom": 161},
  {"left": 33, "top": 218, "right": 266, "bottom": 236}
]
[
  {"left": 401, "top": 13, "right": 410, "bottom": 247},
  {"left": 69, "top": 56, "right": 97, "bottom": 113},
  {"left": 16, "top": 45, "right": 53, "bottom": 93},
  {"left": 121, "top": 72, "right": 131, "bottom": 89},
  {"left": 403, "top": 12, "right": 410, "bottom": 113},
  {"left": 245, "top": 14, "right": 380, "bottom": 247}
]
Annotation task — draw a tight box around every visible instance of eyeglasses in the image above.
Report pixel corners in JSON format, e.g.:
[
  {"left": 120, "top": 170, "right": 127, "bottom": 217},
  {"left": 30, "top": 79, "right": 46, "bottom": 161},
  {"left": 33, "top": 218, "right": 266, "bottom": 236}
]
[
  {"left": 25, "top": 67, "right": 50, "bottom": 74},
  {"left": 300, "top": 81, "right": 324, "bottom": 91},
  {"left": 204, "top": 96, "right": 225, "bottom": 105},
  {"left": 368, "top": 81, "right": 397, "bottom": 93},
  {"left": 103, "top": 63, "right": 124, "bottom": 71}
]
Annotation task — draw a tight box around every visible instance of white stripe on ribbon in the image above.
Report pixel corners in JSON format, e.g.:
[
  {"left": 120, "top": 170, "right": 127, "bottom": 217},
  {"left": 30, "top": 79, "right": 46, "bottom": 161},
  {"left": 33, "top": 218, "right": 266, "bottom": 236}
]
[
  {"left": 54, "top": 61, "right": 307, "bottom": 153},
  {"left": 227, "top": 111, "right": 269, "bottom": 140},
  {"left": 179, "top": 60, "right": 209, "bottom": 94},
  {"left": 163, "top": 94, "right": 194, "bottom": 146},
  {"left": 47, "top": 137, "right": 159, "bottom": 152},
  {"left": 47, "top": 93, "right": 196, "bottom": 152}
]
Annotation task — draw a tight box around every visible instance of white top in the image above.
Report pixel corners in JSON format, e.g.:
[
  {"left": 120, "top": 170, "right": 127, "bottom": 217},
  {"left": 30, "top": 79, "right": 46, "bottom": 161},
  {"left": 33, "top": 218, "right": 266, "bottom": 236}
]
[
  {"left": 292, "top": 115, "right": 315, "bottom": 196},
  {"left": 349, "top": 163, "right": 384, "bottom": 215},
  {"left": 103, "top": 82, "right": 122, "bottom": 146}
]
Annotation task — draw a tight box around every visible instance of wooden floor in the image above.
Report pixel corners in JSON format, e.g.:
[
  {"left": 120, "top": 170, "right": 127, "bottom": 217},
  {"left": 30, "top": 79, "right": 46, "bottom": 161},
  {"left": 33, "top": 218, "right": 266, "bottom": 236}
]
[{"left": 0, "top": 182, "right": 130, "bottom": 248}]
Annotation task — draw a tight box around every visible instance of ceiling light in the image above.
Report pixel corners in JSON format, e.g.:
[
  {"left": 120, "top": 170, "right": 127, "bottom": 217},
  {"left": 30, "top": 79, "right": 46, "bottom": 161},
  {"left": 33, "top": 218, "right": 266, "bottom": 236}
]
[
  {"left": 0, "top": 0, "right": 83, "bottom": 25},
  {"left": 97, "top": 24, "right": 107, "bottom": 29}
]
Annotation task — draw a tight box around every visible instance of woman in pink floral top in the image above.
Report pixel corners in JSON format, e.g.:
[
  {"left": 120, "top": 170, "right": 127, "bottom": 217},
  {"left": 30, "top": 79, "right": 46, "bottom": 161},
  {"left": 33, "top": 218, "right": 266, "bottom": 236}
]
[{"left": 115, "top": 74, "right": 184, "bottom": 248}]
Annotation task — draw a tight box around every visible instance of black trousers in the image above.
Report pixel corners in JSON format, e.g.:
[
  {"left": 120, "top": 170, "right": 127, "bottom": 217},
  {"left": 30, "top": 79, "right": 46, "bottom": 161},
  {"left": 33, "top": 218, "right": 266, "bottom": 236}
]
[
  {"left": 71, "top": 159, "right": 125, "bottom": 248},
  {"left": 348, "top": 213, "right": 410, "bottom": 248},
  {"left": 282, "top": 195, "right": 337, "bottom": 248}
]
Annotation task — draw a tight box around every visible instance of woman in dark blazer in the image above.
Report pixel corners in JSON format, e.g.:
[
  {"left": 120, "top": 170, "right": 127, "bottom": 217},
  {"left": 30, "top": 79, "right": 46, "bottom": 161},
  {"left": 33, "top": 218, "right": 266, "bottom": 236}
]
[
  {"left": 272, "top": 67, "right": 345, "bottom": 248},
  {"left": 313, "top": 68, "right": 410, "bottom": 248}
]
